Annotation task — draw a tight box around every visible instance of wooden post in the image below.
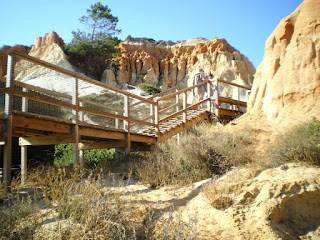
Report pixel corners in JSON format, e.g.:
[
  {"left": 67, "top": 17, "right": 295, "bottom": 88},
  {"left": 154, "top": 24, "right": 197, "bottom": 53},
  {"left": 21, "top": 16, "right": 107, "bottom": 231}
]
[
  {"left": 72, "top": 78, "right": 80, "bottom": 166},
  {"left": 154, "top": 101, "right": 160, "bottom": 136},
  {"left": 20, "top": 86, "right": 28, "bottom": 185},
  {"left": 21, "top": 146, "right": 27, "bottom": 185},
  {"left": 150, "top": 103, "right": 154, "bottom": 124},
  {"left": 123, "top": 95, "right": 131, "bottom": 154},
  {"left": 79, "top": 149, "right": 84, "bottom": 167},
  {"left": 182, "top": 91, "right": 187, "bottom": 123},
  {"left": 175, "top": 89, "right": 179, "bottom": 112},
  {"left": 176, "top": 89, "right": 180, "bottom": 142},
  {"left": 207, "top": 81, "right": 211, "bottom": 112},
  {"left": 3, "top": 54, "right": 15, "bottom": 193},
  {"left": 115, "top": 111, "right": 119, "bottom": 129},
  {"left": 237, "top": 86, "right": 241, "bottom": 114},
  {"left": 215, "top": 80, "right": 219, "bottom": 117},
  {"left": 79, "top": 101, "right": 84, "bottom": 123}
]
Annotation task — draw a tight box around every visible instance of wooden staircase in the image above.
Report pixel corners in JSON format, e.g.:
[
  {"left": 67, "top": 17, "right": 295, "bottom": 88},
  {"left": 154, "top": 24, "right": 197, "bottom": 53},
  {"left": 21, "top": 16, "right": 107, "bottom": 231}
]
[
  {"left": 0, "top": 49, "right": 251, "bottom": 192},
  {"left": 138, "top": 109, "right": 210, "bottom": 139}
]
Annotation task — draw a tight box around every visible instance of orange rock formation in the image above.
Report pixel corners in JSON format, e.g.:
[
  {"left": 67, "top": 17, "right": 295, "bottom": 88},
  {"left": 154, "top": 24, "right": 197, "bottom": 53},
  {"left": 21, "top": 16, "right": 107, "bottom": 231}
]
[
  {"left": 246, "top": 0, "right": 320, "bottom": 126},
  {"left": 102, "top": 38, "right": 256, "bottom": 90}
]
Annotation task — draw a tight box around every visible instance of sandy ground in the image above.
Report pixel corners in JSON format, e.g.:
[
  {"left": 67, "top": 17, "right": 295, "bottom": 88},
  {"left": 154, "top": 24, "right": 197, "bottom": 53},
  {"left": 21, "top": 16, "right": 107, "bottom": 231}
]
[{"left": 34, "top": 163, "right": 320, "bottom": 240}]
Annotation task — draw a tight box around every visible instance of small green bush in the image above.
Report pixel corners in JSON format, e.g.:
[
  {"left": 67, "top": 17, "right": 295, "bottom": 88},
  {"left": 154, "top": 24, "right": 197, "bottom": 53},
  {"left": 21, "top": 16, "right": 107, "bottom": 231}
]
[
  {"left": 54, "top": 144, "right": 115, "bottom": 168},
  {"left": 54, "top": 144, "right": 73, "bottom": 166},
  {"left": 270, "top": 118, "right": 320, "bottom": 166},
  {"left": 138, "top": 83, "right": 161, "bottom": 95},
  {"left": 85, "top": 148, "right": 116, "bottom": 169}
]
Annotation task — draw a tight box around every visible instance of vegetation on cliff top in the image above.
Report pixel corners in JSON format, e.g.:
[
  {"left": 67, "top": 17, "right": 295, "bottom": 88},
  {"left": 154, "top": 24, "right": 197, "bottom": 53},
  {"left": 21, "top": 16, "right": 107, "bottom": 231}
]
[{"left": 64, "top": 2, "right": 121, "bottom": 79}]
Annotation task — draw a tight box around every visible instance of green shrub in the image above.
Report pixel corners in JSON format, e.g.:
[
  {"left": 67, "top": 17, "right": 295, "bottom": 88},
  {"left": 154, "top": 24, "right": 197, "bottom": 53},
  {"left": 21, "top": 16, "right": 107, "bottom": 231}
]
[
  {"left": 270, "top": 118, "right": 320, "bottom": 166},
  {"left": 137, "top": 83, "right": 161, "bottom": 95},
  {"left": 85, "top": 148, "right": 116, "bottom": 169},
  {"left": 54, "top": 144, "right": 73, "bottom": 166},
  {"left": 54, "top": 144, "right": 116, "bottom": 168}
]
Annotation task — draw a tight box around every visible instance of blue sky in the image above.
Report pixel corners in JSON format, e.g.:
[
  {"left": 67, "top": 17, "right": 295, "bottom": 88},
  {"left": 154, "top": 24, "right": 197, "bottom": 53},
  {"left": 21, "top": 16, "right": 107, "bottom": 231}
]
[{"left": 1, "top": 0, "right": 303, "bottom": 68}]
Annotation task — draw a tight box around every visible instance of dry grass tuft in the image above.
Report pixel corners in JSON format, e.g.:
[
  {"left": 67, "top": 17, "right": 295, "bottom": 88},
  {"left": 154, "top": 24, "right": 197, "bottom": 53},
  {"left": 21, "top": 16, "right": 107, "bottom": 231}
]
[
  {"left": 270, "top": 118, "right": 320, "bottom": 167},
  {"left": 203, "top": 167, "right": 261, "bottom": 210},
  {"left": 0, "top": 165, "right": 148, "bottom": 239},
  {"left": 145, "top": 206, "right": 198, "bottom": 240},
  {"left": 134, "top": 122, "right": 256, "bottom": 187}
]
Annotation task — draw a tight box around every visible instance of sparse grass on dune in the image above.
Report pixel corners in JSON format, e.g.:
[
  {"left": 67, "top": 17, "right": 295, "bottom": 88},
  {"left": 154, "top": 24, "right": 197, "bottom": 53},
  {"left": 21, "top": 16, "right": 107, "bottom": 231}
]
[
  {"left": 0, "top": 164, "right": 197, "bottom": 239},
  {"left": 270, "top": 118, "right": 320, "bottom": 167},
  {"left": 1, "top": 119, "right": 320, "bottom": 239},
  {"left": 134, "top": 122, "right": 256, "bottom": 187},
  {"left": 203, "top": 118, "right": 320, "bottom": 210}
]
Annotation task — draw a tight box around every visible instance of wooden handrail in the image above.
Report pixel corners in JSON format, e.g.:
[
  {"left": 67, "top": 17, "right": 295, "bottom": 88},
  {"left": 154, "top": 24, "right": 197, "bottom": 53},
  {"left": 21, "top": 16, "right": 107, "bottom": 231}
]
[
  {"left": 218, "top": 97, "right": 247, "bottom": 107},
  {"left": 159, "top": 102, "right": 179, "bottom": 114},
  {"left": 80, "top": 98, "right": 124, "bottom": 114},
  {"left": 157, "top": 80, "right": 209, "bottom": 101},
  {"left": 149, "top": 85, "right": 178, "bottom": 99},
  {"left": 129, "top": 85, "right": 178, "bottom": 108},
  {"left": 13, "top": 81, "right": 125, "bottom": 114},
  {"left": 159, "top": 98, "right": 209, "bottom": 123},
  {"left": 7, "top": 49, "right": 155, "bottom": 105},
  {"left": 217, "top": 79, "right": 251, "bottom": 90},
  {"left": 14, "top": 81, "right": 72, "bottom": 99},
  {"left": 11, "top": 89, "right": 75, "bottom": 109},
  {"left": 1, "top": 49, "right": 253, "bottom": 141}
]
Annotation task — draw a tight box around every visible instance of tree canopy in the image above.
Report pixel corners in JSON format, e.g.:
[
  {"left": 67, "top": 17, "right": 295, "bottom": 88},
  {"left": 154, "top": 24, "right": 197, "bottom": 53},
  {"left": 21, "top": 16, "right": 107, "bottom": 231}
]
[{"left": 65, "top": 2, "right": 121, "bottom": 79}]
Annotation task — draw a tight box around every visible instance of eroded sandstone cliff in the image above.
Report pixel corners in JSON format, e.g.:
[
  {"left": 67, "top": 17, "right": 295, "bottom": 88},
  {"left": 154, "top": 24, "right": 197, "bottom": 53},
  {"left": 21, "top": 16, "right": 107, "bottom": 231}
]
[
  {"left": 102, "top": 37, "right": 256, "bottom": 90},
  {"left": 246, "top": 0, "right": 320, "bottom": 126}
]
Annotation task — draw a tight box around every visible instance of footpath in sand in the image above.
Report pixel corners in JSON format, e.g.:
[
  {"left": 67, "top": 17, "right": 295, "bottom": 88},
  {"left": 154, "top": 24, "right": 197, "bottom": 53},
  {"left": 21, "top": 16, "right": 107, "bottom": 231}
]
[{"left": 102, "top": 163, "right": 320, "bottom": 239}]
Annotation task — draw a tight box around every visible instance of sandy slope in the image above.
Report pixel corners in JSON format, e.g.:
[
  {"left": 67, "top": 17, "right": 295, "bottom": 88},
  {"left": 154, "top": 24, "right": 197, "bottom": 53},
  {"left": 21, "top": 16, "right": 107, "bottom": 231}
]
[{"left": 98, "top": 164, "right": 320, "bottom": 239}]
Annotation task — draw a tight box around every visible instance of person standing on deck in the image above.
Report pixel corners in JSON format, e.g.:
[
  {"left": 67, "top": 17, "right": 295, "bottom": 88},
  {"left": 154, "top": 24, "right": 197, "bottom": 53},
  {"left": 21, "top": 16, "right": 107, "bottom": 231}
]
[
  {"left": 208, "top": 73, "right": 218, "bottom": 108},
  {"left": 192, "top": 68, "right": 206, "bottom": 107}
]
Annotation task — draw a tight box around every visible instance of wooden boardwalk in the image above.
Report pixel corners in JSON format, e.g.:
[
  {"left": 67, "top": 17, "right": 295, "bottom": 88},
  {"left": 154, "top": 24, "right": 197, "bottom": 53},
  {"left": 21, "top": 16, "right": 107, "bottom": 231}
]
[{"left": 0, "top": 49, "right": 251, "bottom": 191}]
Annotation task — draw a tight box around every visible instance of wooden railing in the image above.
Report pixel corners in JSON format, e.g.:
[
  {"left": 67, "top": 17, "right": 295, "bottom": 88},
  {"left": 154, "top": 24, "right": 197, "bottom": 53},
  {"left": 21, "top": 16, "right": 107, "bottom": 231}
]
[
  {"left": 0, "top": 49, "right": 251, "bottom": 193},
  {"left": 0, "top": 49, "right": 251, "bottom": 141}
]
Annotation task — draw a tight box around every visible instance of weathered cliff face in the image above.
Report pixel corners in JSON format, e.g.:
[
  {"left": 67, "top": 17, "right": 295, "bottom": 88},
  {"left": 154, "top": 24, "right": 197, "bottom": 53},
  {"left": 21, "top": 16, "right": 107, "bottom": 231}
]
[
  {"left": 247, "top": 0, "right": 320, "bottom": 126},
  {"left": 0, "top": 45, "right": 30, "bottom": 77},
  {"left": 102, "top": 37, "right": 256, "bottom": 90},
  {"left": 13, "top": 32, "right": 97, "bottom": 96},
  {"left": 26, "top": 31, "right": 73, "bottom": 71}
]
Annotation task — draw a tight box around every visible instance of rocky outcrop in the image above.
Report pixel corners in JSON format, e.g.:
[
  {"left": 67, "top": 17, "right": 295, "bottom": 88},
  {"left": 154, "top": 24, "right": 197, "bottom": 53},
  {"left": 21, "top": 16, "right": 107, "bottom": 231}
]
[
  {"left": 246, "top": 0, "right": 320, "bottom": 126},
  {"left": 0, "top": 45, "right": 31, "bottom": 77},
  {"left": 13, "top": 32, "right": 99, "bottom": 96},
  {"left": 102, "top": 37, "right": 256, "bottom": 90}
]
